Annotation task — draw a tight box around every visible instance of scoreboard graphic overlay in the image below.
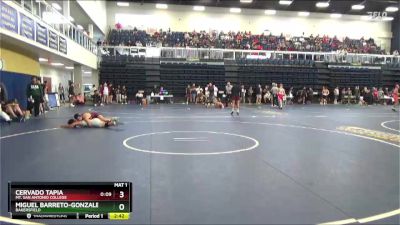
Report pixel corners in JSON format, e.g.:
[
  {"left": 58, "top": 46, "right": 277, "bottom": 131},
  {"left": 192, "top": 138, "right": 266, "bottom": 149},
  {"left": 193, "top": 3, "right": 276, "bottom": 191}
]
[{"left": 9, "top": 182, "right": 132, "bottom": 220}]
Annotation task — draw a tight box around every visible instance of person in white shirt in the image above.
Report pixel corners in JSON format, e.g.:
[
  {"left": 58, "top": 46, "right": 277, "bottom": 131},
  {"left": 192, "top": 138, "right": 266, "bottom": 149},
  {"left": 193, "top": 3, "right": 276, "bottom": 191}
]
[
  {"left": 102, "top": 82, "right": 109, "bottom": 104},
  {"left": 241, "top": 85, "right": 246, "bottom": 103},
  {"left": 334, "top": 87, "right": 339, "bottom": 104},
  {"left": 213, "top": 85, "right": 218, "bottom": 99},
  {"left": 225, "top": 82, "right": 233, "bottom": 107}
]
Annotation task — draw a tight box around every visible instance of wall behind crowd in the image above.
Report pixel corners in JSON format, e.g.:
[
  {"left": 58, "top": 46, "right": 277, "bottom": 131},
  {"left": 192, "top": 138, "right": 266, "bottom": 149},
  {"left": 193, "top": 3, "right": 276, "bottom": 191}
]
[
  {"left": 0, "top": 45, "right": 40, "bottom": 108},
  {"left": 40, "top": 65, "right": 72, "bottom": 93},
  {"left": 106, "top": 3, "right": 392, "bottom": 51}
]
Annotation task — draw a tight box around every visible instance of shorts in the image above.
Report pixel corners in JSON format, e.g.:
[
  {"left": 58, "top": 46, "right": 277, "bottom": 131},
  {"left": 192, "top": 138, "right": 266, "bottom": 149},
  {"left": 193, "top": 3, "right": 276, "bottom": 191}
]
[
  {"left": 232, "top": 96, "right": 240, "bottom": 103},
  {"left": 278, "top": 94, "right": 284, "bottom": 101},
  {"left": 90, "top": 112, "right": 100, "bottom": 118}
]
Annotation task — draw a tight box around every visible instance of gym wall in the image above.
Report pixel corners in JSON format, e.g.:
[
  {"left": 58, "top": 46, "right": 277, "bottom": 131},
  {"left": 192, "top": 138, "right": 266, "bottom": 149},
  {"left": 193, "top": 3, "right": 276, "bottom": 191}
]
[{"left": 0, "top": 45, "right": 40, "bottom": 108}]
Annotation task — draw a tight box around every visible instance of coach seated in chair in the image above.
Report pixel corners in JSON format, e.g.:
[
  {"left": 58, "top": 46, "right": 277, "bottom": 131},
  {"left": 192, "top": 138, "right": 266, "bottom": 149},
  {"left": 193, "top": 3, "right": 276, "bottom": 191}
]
[
  {"left": 72, "top": 93, "right": 85, "bottom": 106},
  {"left": 136, "top": 90, "right": 147, "bottom": 105},
  {"left": 93, "top": 90, "right": 102, "bottom": 107}
]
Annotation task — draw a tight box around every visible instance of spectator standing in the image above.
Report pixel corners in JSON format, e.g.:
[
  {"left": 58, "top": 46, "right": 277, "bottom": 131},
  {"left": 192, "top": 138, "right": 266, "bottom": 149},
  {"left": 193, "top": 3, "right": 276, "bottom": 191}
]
[
  {"left": 256, "top": 84, "right": 262, "bottom": 104},
  {"left": 43, "top": 80, "right": 50, "bottom": 111},
  {"left": 207, "top": 83, "right": 215, "bottom": 107},
  {"left": 334, "top": 87, "right": 339, "bottom": 104},
  {"left": 372, "top": 87, "right": 379, "bottom": 105},
  {"left": 354, "top": 86, "right": 360, "bottom": 104},
  {"left": 213, "top": 84, "right": 218, "bottom": 99},
  {"left": 241, "top": 85, "right": 246, "bottom": 104},
  {"left": 191, "top": 84, "right": 197, "bottom": 104},
  {"left": 115, "top": 85, "right": 122, "bottom": 104},
  {"left": 300, "top": 87, "right": 307, "bottom": 104},
  {"left": 109, "top": 83, "right": 114, "bottom": 104},
  {"left": 58, "top": 83, "right": 65, "bottom": 104},
  {"left": 378, "top": 87, "right": 384, "bottom": 104},
  {"left": 392, "top": 84, "right": 399, "bottom": 111},
  {"left": 68, "top": 82, "right": 76, "bottom": 107},
  {"left": 307, "top": 87, "right": 314, "bottom": 104},
  {"left": 346, "top": 87, "right": 353, "bottom": 104},
  {"left": 225, "top": 82, "right": 232, "bottom": 107},
  {"left": 271, "top": 83, "right": 279, "bottom": 106},
  {"left": 102, "top": 82, "right": 109, "bottom": 104},
  {"left": 341, "top": 88, "right": 346, "bottom": 104},
  {"left": 186, "top": 85, "right": 191, "bottom": 104},
  {"left": 121, "top": 86, "right": 128, "bottom": 104},
  {"left": 247, "top": 86, "right": 253, "bottom": 104},
  {"left": 277, "top": 83, "right": 286, "bottom": 109}
]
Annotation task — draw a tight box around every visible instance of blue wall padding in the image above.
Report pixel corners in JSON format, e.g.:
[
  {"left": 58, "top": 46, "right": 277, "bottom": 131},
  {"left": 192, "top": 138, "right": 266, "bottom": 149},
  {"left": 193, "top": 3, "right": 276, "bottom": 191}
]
[{"left": 0, "top": 71, "right": 33, "bottom": 109}]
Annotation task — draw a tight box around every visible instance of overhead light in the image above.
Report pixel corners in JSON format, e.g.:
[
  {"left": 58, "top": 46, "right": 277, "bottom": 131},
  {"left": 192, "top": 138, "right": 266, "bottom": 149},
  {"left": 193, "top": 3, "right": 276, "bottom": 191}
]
[
  {"left": 51, "top": 3, "right": 61, "bottom": 11},
  {"left": 193, "top": 5, "right": 205, "bottom": 11},
  {"left": 279, "top": 0, "right": 293, "bottom": 5},
  {"left": 43, "top": 11, "right": 64, "bottom": 24},
  {"left": 156, "top": 3, "right": 168, "bottom": 9},
  {"left": 385, "top": 6, "right": 398, "bottom": 12},
  {"left": 382, "top": 16, "right": 394, "bottom": 21},
  {"left": 330, "top": 13, "right": 342, "bottom": 18},
  {"left": 265, "top": 9, "right": 276, "bottom": 15},
  {"left": 65, "top": 66, "right": 74, "bottom": 70},
  {"left": 240, "top": 0, "right": 253, "bottom": 3},
  {"left": 298, "top": 11, "right": 310, "bottom": 16},
  {"left": 352, "top": 4, "right": 365, "bottom": 10},
  {"left": 316, "top": 2, "right": 329, "bottom": 8},
  {"left": 117, "top": 2, "right": 129, "bottom": 7},
  {"left": 77, "top": 24, "right": 83, "bottom": 30},
  {"left": 230, "top": 8, "right": 241, "bottom": 13},
  {"left": 84, "top": 71, "right": 91, "bottom": 74},
  {"left": 68, "top": 16, "right": 74, "bottom": 22},
  {"left": 51, "top": 62, "right": 64, "bottom": 66},
  {"left": 39, "top": 58, "right": 48, "bottom": 62}
]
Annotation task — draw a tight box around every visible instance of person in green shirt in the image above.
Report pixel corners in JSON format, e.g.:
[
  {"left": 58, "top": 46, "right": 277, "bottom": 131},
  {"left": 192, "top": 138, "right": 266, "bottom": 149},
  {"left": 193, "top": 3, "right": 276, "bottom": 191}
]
[{"left": 26, "top": 77, "right": 43, "bottom": 117}]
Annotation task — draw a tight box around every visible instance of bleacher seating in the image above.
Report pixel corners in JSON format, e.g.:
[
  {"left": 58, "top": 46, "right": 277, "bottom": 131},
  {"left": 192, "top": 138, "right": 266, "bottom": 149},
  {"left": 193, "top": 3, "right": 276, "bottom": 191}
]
[
  {"left": 105, "top": 29, "right": 385, "bottom": 54},
  {"left": 99, "top": 55, "right": 398, "bottom": 98}
]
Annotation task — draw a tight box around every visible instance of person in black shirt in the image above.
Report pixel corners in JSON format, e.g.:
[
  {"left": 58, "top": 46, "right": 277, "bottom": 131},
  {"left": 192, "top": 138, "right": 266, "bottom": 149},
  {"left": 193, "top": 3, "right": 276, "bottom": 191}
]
[
  {"left": 121, "top": 86, "right": 128, "bottom": 104},
  {"left": 230, "top": 83, "right": 241, "bottom": 116},
  {"left": 26, "top": 77, "right": 43, "bottom": 116},
  {"left": 93, "top": 90, "right": 102, "bottom": 107},
  {"left": 207, "top": 83, "right": 214, "bottom": 107},
  {"left": 68, "top": 82, "right": 75, "bottom": 107}
]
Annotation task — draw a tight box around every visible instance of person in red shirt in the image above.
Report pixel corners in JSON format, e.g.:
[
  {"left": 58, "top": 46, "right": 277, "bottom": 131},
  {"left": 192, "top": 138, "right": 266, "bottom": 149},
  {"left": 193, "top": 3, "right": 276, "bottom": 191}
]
[{"left": 392, "top": 84, "right": 399, "bottom": 111}]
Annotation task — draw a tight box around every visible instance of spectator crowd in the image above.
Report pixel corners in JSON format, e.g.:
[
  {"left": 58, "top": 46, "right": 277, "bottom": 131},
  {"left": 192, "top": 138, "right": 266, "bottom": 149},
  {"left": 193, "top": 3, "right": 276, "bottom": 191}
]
[
  {"left": 104, "top": 28, "right": 386, "bottom": 54},
  {"left": 182, "top": 82, "right": 399, "bottom": 110}
]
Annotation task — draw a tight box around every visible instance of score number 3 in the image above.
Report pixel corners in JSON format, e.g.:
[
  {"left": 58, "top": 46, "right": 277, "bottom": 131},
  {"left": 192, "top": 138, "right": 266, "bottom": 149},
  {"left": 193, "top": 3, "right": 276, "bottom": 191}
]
[{"left": 119, "top": 191, "right": 125, "bottom": 211}]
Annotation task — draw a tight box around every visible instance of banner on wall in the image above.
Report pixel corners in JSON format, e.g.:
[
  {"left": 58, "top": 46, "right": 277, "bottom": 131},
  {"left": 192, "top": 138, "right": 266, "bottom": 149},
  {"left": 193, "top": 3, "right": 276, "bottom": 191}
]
[
  {"left": 49, "top": 30, "right": 58, "bottom": 50},
  {"left": 19, "top": 13, "right": 34, "bottom": 40},
  {"left": 0, "top": 1, "right": 18, "bottom": 33},
  {"left": 59, "top": 36, "right": 67, "bottom": 54},
  {"left": 36, "top": 22, "right": 48, "bottom": 46}
]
